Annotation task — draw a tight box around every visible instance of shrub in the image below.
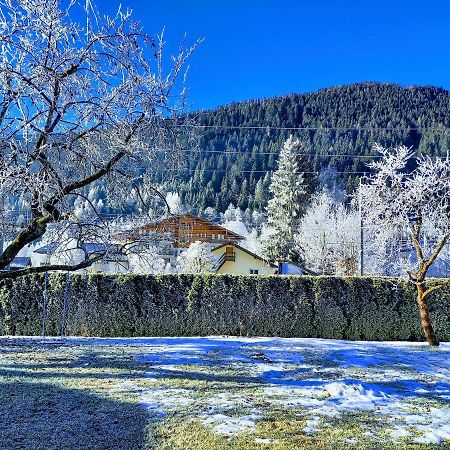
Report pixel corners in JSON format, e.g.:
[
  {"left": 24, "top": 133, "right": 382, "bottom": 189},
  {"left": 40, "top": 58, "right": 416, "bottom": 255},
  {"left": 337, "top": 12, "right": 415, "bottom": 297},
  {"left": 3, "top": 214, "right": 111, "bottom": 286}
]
[{"left": 0, "top": 274, "right": 448, "bottom": 341}]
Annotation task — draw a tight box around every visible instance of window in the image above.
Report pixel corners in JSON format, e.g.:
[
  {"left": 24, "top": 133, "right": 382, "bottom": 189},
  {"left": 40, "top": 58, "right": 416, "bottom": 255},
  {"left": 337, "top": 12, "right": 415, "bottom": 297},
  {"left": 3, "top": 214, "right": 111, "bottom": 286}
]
[{"left": 250, "top": 269, "right": 259, "bottom": 275}]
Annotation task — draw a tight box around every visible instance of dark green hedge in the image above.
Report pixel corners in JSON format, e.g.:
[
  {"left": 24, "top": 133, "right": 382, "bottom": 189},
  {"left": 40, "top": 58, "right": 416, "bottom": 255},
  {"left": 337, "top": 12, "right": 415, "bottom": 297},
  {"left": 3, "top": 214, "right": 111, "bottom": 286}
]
[{"left": 0, "top": 274, "right": 449, "bottom": 341}]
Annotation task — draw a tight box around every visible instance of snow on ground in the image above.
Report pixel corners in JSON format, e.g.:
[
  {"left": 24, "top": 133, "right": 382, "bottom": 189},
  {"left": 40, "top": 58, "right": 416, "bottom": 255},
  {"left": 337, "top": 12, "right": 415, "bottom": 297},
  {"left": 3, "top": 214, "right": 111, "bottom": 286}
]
[
  {"left": 133, "top": 336, "right": 450, "bottom": 444},
  {"left": 13, "top": 336, "right": 450, "bottom": 444},
  {"left": 201, "top": 411, "right": 263, "bottom": 435}
]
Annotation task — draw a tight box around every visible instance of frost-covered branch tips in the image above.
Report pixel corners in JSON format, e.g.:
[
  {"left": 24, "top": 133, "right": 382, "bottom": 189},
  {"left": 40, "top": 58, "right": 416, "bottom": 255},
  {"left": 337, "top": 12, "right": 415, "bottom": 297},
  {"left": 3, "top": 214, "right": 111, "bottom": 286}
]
[
  {"left": 0, "top": 0, "right": 200, "bottom": 278},
  {"left": 359, "top": 143, "right": 450, "bottom": 346}
]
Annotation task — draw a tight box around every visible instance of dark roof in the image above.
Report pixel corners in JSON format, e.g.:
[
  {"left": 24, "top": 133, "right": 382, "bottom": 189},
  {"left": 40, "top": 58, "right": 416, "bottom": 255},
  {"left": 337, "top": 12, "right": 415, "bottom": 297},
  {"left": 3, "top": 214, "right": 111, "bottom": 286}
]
[
  {"left": 83, "top": 243, "right": 128, "bottom": 263},
  {"left": 34, "top": 242, "right": 128, "bottom": 263},
  {"left": 34, "top": 243, "right": 59, "bottom": 255},
  {"left": 10, "top": 257, "right": 32, "bottom": 268},
  {"left": 36, "top": 242, "right": 118, "bottom": 255},
  {"left": 83, "top": 243, "right": 119, "bottom": 254}
]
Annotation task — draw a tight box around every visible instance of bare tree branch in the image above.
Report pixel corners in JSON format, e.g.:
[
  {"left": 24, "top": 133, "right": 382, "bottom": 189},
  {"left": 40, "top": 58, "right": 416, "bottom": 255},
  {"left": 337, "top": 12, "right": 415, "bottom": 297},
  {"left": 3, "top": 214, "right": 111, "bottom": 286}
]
[{"left": 0, "top": 0, "right": 200, "bottom": 277}]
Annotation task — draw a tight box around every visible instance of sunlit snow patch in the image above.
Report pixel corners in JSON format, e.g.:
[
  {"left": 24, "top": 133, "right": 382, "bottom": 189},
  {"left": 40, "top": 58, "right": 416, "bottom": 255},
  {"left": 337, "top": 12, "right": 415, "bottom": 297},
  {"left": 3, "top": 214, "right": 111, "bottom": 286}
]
[{"left": 201, "top": 411, "right": 262, "bottom": 435}]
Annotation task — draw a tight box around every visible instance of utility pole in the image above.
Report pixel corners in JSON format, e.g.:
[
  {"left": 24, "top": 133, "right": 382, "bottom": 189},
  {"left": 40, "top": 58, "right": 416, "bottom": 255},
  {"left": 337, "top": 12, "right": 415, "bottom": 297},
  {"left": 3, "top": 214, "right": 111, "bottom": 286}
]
[{"left": 359, "top": 177, "right": 364, "bottom": 276}]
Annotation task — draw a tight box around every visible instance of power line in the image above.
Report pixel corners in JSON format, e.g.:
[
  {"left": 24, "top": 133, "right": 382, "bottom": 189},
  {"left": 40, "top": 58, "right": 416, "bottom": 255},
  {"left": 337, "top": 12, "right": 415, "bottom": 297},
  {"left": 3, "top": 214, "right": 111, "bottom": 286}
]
[
  {"left": 172, "top": 124, "right": 450, "bottom": 132},
  {"left": 175, "top": 149, "right": 385, "bottom": 158},
  {"left": 141, "top": 168, "right": 370, "bottom": 174},
  {"left": 175, "top": 149, "right": 450, "bottom": 159}
]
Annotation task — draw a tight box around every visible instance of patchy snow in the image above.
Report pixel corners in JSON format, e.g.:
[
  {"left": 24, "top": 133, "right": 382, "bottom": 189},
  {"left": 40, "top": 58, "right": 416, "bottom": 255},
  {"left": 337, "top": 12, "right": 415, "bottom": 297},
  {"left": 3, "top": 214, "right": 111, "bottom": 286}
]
[
  {"left": 137, "top": 337, "right": 450, "bottom": 443},
  {"left": 390, "top": 426, "right": 411, "bottom": 439},
  {"left": 11, "top": 336, "right": 450, "bottom": 444},
  {"left": 110, "top": 382, "right": 195, "bottom": 419},
  {"left": 206, "top": 393, "right": 255, "bottom": 411},
  {"left": 140, "top": 388, "right": 195, "bottom": 418},
  {"left": 201, "top": 411, "right": 262, "bottom": 435},
  {"left": 303, "top": 417, "right": 321, "bottom": 434},
  {"left": 255, "top": 438, "right": 278, "bottom": 444},
  {"left": 324, "top": 381, "right": 388, "bottom": 411}
]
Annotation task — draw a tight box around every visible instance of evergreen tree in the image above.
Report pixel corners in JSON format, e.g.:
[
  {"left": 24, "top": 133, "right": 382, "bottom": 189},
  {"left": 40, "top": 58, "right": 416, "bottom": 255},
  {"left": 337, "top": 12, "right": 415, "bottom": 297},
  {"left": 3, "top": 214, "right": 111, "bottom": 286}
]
[
  {"left": 238, "top": 179, "right": 249, "bottom": 209},
  {"left": 74, "top": 83, "right": 450, "bottom": 217},
  {"left": 265, "top": 136, "right": 306, "bottom": 261},
  {"left": 253, "top": 178, "right": 265, "bottom": 210}
]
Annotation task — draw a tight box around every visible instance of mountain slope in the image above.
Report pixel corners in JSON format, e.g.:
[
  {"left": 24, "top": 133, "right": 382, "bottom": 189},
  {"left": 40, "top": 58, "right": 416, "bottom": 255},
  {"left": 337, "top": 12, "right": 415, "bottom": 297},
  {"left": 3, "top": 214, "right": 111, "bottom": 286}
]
[{"left": 165, "top": 82, "right": 450, "bottom": 213}]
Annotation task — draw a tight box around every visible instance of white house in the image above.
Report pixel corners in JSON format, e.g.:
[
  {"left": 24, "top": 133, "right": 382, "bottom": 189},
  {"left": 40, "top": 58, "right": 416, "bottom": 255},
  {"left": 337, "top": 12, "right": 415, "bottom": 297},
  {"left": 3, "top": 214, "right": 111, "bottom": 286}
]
[{"left": 34, "top": 242, "right": 129, "bottom": 274}]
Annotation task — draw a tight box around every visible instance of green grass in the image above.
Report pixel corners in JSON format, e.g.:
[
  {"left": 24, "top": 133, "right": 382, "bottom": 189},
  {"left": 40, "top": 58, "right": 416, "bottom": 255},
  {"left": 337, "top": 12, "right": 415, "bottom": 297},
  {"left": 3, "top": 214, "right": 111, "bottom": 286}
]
[
  {"left": 0, "top": 338, "right": 448, "bottom": 450},
  {"left": 0, "top": 338, "right": 149, "bottom": 450},
  {"left": 147, "top": 410, "right": 446, "bottom": 450}
]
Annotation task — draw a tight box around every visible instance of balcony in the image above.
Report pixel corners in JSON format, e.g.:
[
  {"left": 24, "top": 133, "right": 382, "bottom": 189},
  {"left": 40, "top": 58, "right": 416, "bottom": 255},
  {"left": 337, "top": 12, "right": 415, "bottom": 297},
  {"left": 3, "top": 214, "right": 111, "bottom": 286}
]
[{"left": 215, "top": 252, "right": 236, "bottom": 271}]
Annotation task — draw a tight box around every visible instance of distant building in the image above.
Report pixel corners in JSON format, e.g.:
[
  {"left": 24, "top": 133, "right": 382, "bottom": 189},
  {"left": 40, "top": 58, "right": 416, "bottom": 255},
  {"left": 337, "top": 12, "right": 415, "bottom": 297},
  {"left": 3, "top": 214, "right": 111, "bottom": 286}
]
[
  {"left": 212, "top": 243, "right": 275, "bottom": 275},
  {"left": 277, "top": 262, "right": 316, "bottom": 275},
  {"left": 130, "top": 214, "right": 244, "bottom": 248},
  {"left": 6, "top": 257, "right": 32, "bottom": 271},
  {"left": 34, "top": 242, "right": 129, "bottom": 274},
  {"left": 82, "top": 243, "right": 129, "bottom": 273},
  {"left": 126, "top": 213, "right": 245, "bottom": 265}
]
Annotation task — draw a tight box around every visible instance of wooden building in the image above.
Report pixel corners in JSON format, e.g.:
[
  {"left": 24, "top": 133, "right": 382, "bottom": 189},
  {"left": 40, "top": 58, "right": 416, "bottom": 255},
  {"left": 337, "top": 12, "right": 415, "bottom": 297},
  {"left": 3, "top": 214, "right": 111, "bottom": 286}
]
[{"left": 131, "top": 213, "right": 245, "bottom": 249}]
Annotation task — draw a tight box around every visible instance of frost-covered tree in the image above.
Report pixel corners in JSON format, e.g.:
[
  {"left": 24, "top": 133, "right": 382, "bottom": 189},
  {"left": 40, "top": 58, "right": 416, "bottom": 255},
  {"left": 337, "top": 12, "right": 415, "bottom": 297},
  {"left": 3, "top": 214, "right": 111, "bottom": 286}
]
[
  {"left": 128, "top": 246, "right": 165, "bottom": 274},
  {"left": 363, "top": 224, "right": 403, "bottom": 276},
  {"left": 265, "top": 136, "right": 306, "bottom": 261},
  {"left": 203, "top": 207, "right": 217, "bottom": 222},
  {"left": 219, "top": 204, "right": 266, "bottom": 256},
  {"left": 317, "top": 167, "right": 346, "bottom": 203},
  {"left": 254, "top": 178, "right": 265, "bottom": 210},
  {"left": 165, "top": 192, "right": 184, "bottom": 215},
  {"left": 176, "top": 241, "right": 217, "bottom": 273},
  {"left": 360, "top": 144, "right": 450, "bottom": 346},
  {"left": 221, "top": 204, "right": 248, "bottom": 238},
  {"left": 221, "top": 203, "right": 242, "bottom": 223},
  {"left": 0, "top": 0, "right": 198, "bottom": 279},
  {"left": 241, "top": 229, "right": 262, "bottom": 256},
  {"left": 298, "top": 191, "right": 359, "bottom": 275},
  {"left": 251, "top": 210, "right": 266, "bottom": 229}
]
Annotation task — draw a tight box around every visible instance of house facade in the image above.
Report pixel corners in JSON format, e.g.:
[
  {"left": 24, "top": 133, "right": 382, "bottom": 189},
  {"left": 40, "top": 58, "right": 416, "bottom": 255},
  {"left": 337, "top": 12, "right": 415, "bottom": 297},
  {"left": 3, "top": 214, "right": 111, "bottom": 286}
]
[
  {"left": 212, "top": 243, "right": 275, "bottom": 275},
  {"left": 127, "top": 213, "right": 245, "bottom": 265},
  {"left": 130, "top": 214, "right": 244, "bottom": 248}
]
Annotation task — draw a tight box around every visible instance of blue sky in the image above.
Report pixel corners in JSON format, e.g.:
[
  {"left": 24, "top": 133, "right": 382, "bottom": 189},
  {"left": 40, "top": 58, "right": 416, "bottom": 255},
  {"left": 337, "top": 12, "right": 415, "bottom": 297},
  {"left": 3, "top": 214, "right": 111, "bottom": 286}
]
[{"left": 104, "top": 0, "right": 450, "bottom": 111}]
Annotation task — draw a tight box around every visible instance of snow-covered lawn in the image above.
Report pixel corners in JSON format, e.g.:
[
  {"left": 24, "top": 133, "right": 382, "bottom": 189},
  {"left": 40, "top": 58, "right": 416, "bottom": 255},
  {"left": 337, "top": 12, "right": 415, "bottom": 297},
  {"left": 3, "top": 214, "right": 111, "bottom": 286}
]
[{"left": 1, "top": 336, "right": 449, "bottom": 449}]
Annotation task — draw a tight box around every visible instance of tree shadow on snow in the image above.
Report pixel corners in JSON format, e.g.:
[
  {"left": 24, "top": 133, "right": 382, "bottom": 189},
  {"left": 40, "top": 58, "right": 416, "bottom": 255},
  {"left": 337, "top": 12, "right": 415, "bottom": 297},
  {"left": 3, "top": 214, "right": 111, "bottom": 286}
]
[{"left": 0, "top": 381, "right": 149, "bottom": 450}]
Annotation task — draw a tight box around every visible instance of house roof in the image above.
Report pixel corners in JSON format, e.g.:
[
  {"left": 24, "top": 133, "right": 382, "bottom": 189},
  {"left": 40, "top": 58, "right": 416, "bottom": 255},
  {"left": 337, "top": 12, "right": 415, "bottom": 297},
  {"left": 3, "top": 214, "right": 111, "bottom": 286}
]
[
  {"left": 10, "top": 257, "right": 31, "bottom": 268},
  {"left": 83, "top": 243, "right": 119, "bottom": 254},
  {"left": 135, "top": 213, "right": 245, "bottom": 241},
  {"left": 34, "top": 242, "right": 128, "bottom": 263},
  {"left": 212, "top": 242, "right": 277, "bottom": 269},
  {"left": 34, "top": 243, "right": 59, "bottom": 255},
  {"left": 83, "top": 243, "right": 128, "bottom": 263}
]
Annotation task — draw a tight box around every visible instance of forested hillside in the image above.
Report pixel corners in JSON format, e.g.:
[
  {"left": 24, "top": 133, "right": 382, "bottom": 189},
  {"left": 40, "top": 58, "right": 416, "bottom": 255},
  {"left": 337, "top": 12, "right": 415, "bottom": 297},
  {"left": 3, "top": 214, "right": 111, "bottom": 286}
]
[{"left": 162, "top": 82, "right": 450, "bottom": 214}]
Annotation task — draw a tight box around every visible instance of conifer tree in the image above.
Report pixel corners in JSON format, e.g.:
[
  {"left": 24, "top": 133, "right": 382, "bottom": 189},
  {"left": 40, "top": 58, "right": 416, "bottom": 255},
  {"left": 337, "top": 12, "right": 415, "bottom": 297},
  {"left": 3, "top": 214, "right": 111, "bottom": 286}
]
[
  {"left": 254, "top": 178, "right": 265, "bottom": 210},
  {"left": 265, "top": 136, "right": 306, "bottom": 261}
]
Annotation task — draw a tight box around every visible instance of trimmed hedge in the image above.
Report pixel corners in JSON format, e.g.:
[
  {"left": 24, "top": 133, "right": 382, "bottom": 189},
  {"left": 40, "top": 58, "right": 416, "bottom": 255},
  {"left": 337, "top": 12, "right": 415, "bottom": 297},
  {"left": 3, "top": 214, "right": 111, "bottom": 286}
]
[{"left": 0, "top": 274, "right": 449, "bottom": 341}]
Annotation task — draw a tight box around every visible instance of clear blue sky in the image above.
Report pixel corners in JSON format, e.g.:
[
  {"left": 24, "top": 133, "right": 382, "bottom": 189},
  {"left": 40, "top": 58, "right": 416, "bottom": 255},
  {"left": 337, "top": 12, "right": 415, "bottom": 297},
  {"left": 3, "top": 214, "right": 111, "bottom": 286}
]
[{"left": 104, "top": 0, "right": 450, "bottom": 111}]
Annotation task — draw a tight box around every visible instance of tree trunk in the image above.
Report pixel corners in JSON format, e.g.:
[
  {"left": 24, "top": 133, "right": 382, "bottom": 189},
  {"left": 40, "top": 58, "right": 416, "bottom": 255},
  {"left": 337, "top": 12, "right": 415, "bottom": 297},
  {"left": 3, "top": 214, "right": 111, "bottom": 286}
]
[{"left": 416, "top": 283, "right": 439, "bottom": 346}]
